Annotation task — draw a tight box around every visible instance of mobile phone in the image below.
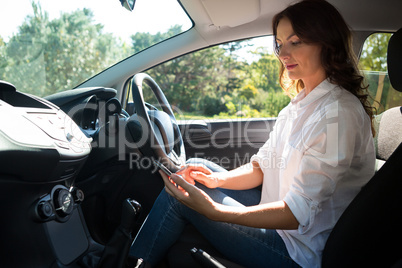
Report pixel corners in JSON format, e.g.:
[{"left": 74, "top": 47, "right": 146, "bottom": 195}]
[
  {"left": 153, "top": 160, "right": 172, "bottom": 176},
  {"left": 153, "top": 160, "right": 179, "bottom": 188}
]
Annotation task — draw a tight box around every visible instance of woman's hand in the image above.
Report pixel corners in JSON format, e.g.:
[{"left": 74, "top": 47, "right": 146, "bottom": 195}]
[
  {"left": 160, "top": 170, "right": 299, "bottom": 229},
  {"left": 176, "top": 164, "right": 221, "bottom": 189},
  {"left": 160, "top": 171, "right": 219, "bottom": 220}
]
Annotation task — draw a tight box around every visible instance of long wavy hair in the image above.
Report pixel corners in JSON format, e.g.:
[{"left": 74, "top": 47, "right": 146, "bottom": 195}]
[{"left": 272, "top": 0, "right": 375, "bottom": 136}]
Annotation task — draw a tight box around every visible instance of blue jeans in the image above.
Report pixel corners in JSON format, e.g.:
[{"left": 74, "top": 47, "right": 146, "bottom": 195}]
[{"left": 130, "top": 159, "right": 299, "bottom": 268}]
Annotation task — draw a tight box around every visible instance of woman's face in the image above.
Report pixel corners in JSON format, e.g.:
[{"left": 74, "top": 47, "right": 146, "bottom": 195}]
[{"left": 276, "top": 17, "right": 326, "bottom": 91}]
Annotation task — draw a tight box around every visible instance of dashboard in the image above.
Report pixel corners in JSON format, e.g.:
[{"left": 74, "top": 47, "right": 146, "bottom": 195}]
[{"left": 45, "top": 86, "right": 126, "bottom": 137}]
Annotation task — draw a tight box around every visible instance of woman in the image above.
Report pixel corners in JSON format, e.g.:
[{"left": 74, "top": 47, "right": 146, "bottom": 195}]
[{"left": 130, "top": 0, "right": 375, "bottom": 267}]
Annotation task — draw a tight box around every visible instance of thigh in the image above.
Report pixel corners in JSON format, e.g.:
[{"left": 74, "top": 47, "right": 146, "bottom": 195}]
[
  {"left": 180, "top": 204, "right": 298, "bottom": 268},
  {"left": 181, "top": 186, "right": 298, "bottom": 268}
]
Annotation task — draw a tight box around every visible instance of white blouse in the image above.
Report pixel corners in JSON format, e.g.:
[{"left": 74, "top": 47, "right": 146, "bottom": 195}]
[{"left": 251, "top": 79, "right": 375, "bottom": 268}]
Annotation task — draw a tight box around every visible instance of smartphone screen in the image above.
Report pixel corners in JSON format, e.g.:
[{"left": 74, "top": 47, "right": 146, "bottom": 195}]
[
  {"left": 153, "top": 160, "right": 172, "bottom": 176},
  {"left": 153, "top": 160, "right": 180, "bottom": 188}
]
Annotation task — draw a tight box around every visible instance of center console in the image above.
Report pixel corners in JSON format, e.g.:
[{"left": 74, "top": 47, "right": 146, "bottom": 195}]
[{"left": 0, "top": 81, "right": 95, "bottom": 267}]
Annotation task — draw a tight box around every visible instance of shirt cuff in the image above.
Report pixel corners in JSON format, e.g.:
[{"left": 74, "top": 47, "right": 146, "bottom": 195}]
[
  {"left": 284, "top": 190, "right": 319, "bottom": 234},
  {"left": 250, "top": 154, "right": 262, "bottom": 169}
]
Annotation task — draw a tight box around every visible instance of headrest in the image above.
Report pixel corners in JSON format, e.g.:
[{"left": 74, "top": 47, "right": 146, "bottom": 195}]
[
  {"left": 387, "top": 28, "right": 402, "bottom": 92},
  {"left": 374, "top": 106, "right": 402, "bottom": 161}
]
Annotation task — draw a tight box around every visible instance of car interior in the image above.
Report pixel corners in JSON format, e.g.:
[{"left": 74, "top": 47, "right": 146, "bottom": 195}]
[{"left": 0, "top": 0, "right": 401, "bottom": 267}]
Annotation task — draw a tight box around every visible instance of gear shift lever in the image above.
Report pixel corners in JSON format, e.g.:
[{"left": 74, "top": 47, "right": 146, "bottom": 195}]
[
  {"left": 121, "top": 199, "right": 142, "bottom": 233},
  {"left": 98, "top": 198, "right": 142, "bottom": 268}
]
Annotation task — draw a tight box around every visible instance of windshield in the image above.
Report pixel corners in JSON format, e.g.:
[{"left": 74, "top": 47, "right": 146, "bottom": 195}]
[{"left": 0, "top": 0, "right": 192, "bottom": 97}]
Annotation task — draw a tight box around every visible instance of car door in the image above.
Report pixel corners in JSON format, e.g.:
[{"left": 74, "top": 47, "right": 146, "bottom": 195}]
[{"left": 180, "top": 118, "right": 275, "bottom": 170}]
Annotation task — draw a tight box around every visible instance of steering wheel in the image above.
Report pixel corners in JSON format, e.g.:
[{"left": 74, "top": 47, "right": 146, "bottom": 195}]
[{"left": 126, "top": 73, "right": 186, "bottom": 171}]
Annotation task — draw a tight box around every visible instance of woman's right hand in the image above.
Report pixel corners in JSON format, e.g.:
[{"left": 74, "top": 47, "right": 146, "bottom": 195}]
[{"left": 175, "top": 164, "right": 222, "bottom": 189}]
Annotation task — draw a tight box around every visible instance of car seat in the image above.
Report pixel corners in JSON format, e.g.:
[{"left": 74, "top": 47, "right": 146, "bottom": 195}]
[
  {"left": 373, "top": 106, "right": 402, "bottom": 170},
  {"left": 372, "top": 26, "right": 402, "bottom": 168},
  {"left": 321, "top": 28, "right": 402, "bottom": 268}
]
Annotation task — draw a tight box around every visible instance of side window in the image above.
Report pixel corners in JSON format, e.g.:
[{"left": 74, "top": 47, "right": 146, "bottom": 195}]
[
  {"left": 359, "top": 33, "right": 401, "bottom": 113},
  {"left": 142, "top": 36, "right": 289, "bottom": 120}
]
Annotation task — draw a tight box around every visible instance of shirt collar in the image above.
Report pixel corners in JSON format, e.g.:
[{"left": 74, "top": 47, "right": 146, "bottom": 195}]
[{"left": 291, "top": 79, "right": 337, "bottom": 109}]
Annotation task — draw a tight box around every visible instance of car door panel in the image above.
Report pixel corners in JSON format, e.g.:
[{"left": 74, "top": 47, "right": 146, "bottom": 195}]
[{"left": 180, "top": 118, "right": 276, "bottom": 170}]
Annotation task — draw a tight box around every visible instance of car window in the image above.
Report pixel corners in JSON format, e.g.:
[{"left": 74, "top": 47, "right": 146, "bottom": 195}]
[
  {"left": 136, "top": 36, "right": 290, "bottom": 120},
  {"left": 359, "top": 32, "right": 401, "bottom": 113},
  {"left": 0, "top": 0, "right": 192, "bottom": 97}
]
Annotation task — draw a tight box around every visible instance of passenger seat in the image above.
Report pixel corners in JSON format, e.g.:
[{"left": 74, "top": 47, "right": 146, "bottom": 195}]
[{"left": 373, "top": 106, "right": 402, "bottom": 170}]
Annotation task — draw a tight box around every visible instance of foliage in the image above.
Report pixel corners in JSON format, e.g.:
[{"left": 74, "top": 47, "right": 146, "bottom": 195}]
[
  {"left": 131, "top": 25, "right": 182, "bottom": 54},
  {"left": 359, "top": 33, "right": 402, "bottom": 113},
  {"left": 144, "top": 39, "right": 230, "bottom": 113},
  {"left": 360, "top": 33, "right": 392, "bottom": 72},
  {"left": 137, "top": 33, "right": 288, "bottom": 118},
  {"left": 1, "top": 2, "right": 131, "bottom": 97},
  {"left": 238, "top": 84, "right": 258, "bottom": 100},
  {"left": 247, "top": 48, "right": 281, "bottom": 92}
]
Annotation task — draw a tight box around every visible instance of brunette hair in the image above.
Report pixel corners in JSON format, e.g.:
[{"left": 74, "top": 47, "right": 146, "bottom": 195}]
[{"left": 272, "top": 0, "right": 375, "bottom": 135}]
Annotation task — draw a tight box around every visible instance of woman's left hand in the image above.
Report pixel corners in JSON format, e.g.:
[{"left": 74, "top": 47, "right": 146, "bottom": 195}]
[{"left": 159, "top": 170, "right": 219, "bottom": 220}]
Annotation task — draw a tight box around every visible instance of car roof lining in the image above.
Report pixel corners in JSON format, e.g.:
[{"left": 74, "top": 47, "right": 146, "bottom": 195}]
[{"left": 200, "top": 0, "right": 261, "bottom": 28}]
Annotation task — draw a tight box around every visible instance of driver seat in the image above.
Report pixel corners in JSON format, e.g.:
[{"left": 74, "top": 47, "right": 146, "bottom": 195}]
[{"left": 321, "top": 28, "right": 402, "bottom": 267}]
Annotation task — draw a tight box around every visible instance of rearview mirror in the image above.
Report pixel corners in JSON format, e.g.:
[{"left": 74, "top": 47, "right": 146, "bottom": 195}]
[{"left": 119, "top": 0, "right": 136, "bottom": 12}]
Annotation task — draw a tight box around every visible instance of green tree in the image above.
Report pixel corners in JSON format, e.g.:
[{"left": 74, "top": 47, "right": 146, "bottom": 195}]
[
  {"left": 360, "top": 33, "right": 392, "bottom": 72},
  {"left": 247, "top": 47, "right": 281, "bottom": 92},
  {"left": 131, "top": 25, "right": 182, "bottom": 54},
  {"left": 2, "top": 2, "right": 130, "bottom": 97},
  {"left": 150, "top": 46, "right": 229, "bottom": 114},
  {"left": 228, "top": 47, "right": 287, "bottom": 117},
  {"left": 133, "top": 28, "right": 231, "bottom": 115},
  {"left": 132, "top": 31, "right": 289, "bottom": 118},
  {"left": 2, "top": 2, "right": 50, "bottom": 96},
  {"left": 238, "top": 84, "right": 258, "bottom": 100},
  {"left": 0, "top": 36, "right": 7, "bottom": 72},
  {"left": 222, "top": 41, "right": 252, "bottom": 93},
  {"left": 359, "top": 33, "right": 401, "bottom": 113}
]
